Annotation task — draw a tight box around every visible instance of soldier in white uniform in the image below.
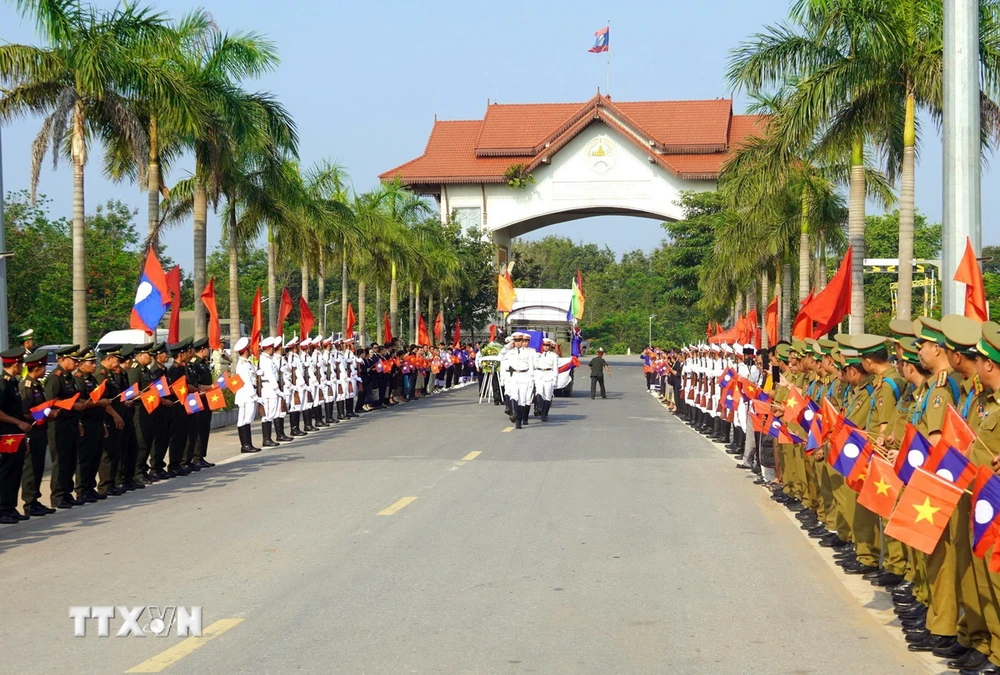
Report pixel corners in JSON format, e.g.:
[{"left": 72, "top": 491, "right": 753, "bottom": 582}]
[
  {"left": 272, "top": 337, "right": 293, "bottom": 442},
  {"left": 533, "top": 337, "right": 559, "bottom": 422},
  {"left": 233, "top": 337, "right": 261, "bottom": 453},
  {"left": 258, "top": 337, "right": 281, "bottom": 447},
  {"left": 498, "top": 335, "right": 515, "bottom": 418},
  {"left": 504, "top": 332, "right": 536, "bottom": 429},
  {"left": 287, "top": 337, "right": 309, "bottom": 436}
]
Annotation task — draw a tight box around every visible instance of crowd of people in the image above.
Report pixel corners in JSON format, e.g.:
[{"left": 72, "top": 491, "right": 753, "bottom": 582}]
[
  {"left": 0, "top": 329, "right": 483, "bottom": 525},
  {"left": 642, "top": 316, "right": 1000, "bottom": 675}
]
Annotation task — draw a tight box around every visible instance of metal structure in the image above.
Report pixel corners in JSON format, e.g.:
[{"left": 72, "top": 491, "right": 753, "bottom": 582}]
[{"left": 862, "top": 258, "right": 941, "bottom": 316}]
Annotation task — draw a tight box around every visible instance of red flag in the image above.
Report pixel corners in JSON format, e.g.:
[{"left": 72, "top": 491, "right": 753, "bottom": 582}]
[
  {"left": 803, "top": 246, "right": 853, "bottom": 337},
  {"left": 54, "top": 393, "right": 80, "bottom": 411},
  {"left": 453, "top": 318, "right": 461, "bottom": 347},
  {"left": 170, "top": 375, "right": 189, "bottom": 400},
  {"left": 200, "top": 277, "right": 222, "bottom": 350},
  {"left": 345, "top": 302, "right": 356, "bottom": 339},
  {"left": 165, "top": 265, "right": 182, "bottom": 343},
  {"left": 489, "top": 324, "right": 496, "bottom": 342},
  {"left": 433, "top": 311, "right": 444, "bottom": 343},
  {"left": 820, "top": 398, "right": 843, "bottom": 443},
  {"left": 225, "top": 372, "right": 245, "bottom": 393},
  {"left": 141, "top": 387, "right": 160, "bottom": 414},
  {"left": 885, "top": 467, "right": 964, "bottom": 555},
  {"left": 954, "top": 236, "right": 988, "bottom": 322},
  {"left": 277, "top": 287, "right": 294, "bottom": 335},
  {"left": 792, "top": 291, "right": 815, "bottom": 339},
  {"left": 497, "top": 270, "right": 516, "bottom": 312},
  {"left": 857, "top": 456, "right": 904, "bottom": 518},
  {"left": 764, "top": 296, "right": 778, "bottom": 347},
  {"left": 383, "top": 312, "right": 393, "bottom": 343},
  {"left": 706, "top": 321, "right": 713, "bottom": 338},
  {"left": 205, "top": 387, "right": 227, "bottom": 411},
  {"left": 418, "top": 314, "right": 430, "bottom": 346},
  {"left": 89, "top": 379, "right": 107, "bottom": 403},
  {"left": 0, "top": 434, "right": 25, "bottom": 453},
  {"left": 250, "top": 287, "right": 263, "bottom": 357},
  {"left": 783, "top": 383, "right": 808, "bottom": 420},
  {"left": 940, "top": 404, "right": 976, "bottom": 455},
  {"left": 298, "top": 296, "right": 314, "bottom": 339}
]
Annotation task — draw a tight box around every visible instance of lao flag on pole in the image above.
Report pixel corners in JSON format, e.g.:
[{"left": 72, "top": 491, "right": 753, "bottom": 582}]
[
  {"left": 971, "top": 466, "right": 1000, "bottom": 558},
  {"left": 30, "top": 400, "right": 56, "bottom": 424},
  {"left": 183, "top": 393, "right": 204, "bottom": 415},
  {"left": 894, "top": 424, "right": 932, "bottom": 484},
  {"left": 799, "top": 399, "right": 821, "bottom": 434},
  {"left": 120, "top": 383, "right": 140, "bottom": 403},
  {"left": 152, "top": 376, "right": 170, "bottom": 398},
  {"left": 215, "top": 374, "right": 229, "bottom": 391},
  {"left": 588, "top": 26, "right": 609, "bottom": 53},
  {"left": 929, "top": 446, "right": 976, "bottom": 489},
  {"left": 130, "top": 246, "right": 171, "bottom": 334},
  {"left": 833, "top": 429, "right": 869, "bottom": 477}
]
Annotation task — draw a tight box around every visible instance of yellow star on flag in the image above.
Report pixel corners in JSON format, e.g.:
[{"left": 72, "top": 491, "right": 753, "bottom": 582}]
[
  {"left": 875, "top": 478, "right": 891, "bottom": 496},
  {"left": 210, "top": 395, "right": 219, "bottom": 403},
  {"left": 177, "top": 386, "right": 187, "bottom": 395},
  {"left": 913, "top": 497, "right": 941, "bottom": 525},
  {"left": 229, "top": 379, "right": 239, "bottom": 387},
  {"left": 3, "top": 437, "right": 16, "bottom": 445},
  {"left": 146, "top": 395, "right": 156, "bottom": 403}
]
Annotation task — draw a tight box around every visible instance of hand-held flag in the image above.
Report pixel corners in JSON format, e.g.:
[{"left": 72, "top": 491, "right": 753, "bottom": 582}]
[
  {"left": 170, "top": 375, "right": 189, "bottom": 399},
  {"left": 54, "top": 393, "right": 80, "bottom": 410},
  {"left": 225, "top": 372, "right": 244, "bottom": 393},
  {"left": 120, "top": 383, "right": 140, "bottom": 403},
  {"left": 929, "top": 447, "right": 976, "bottom": 489},
  {"left": 894, "top": 424, "right": 932, "bottom": 484},
  {"left": 205, "top": 387, "right": 227, "bottom": 411},
  {"left": 857, "top": 456, "right": 904, "bottom": 518},
  {"left": 89, "top": 379, "right": 107, "bottom": 403},
  {"left": 0, "top": 434, "right": 25, "bottom": 453},
  {"left": 183, "top": 392, "right": 204, "bottom": 414},
  {"left": 971, "top": 465, "right": 1000, "bottom": 558},
  {"left": 130, "top": 246, "right": 171, "bottom": 334},
  {"left": 141, "top": 387, "right": 161, "bottom": 413},
  {"left": 30, "top": 400, "right": 56, "bottom": 424},
  {"left": 885, "top": 467, "right": 964, "bottom": 555}
]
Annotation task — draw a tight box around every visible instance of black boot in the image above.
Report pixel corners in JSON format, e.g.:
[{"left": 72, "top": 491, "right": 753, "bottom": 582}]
[
  {"left": 541, "top": 399, "right": 550, "bottom": 422},
  {"left": 346, "top": 398, "right": 355, "bottom": 418},
  {"left": 533, "top": 394, "right": 543, "bottom": 417},
  {"left": 303, "top": 408, "right": 317, "bottom": 431},
  {"left": 290, "top": 411, "right": 307, "bottom": 436},
  {"left": 337, "top": 401, "right": 347, "bottom": 420},
  {"left": 275, "top": 417, "right": 294, "bottom": 442},
  {"left": 314, "top": 406, "right": 328, "bottom": 427},
  {"left": 514, "top": 404, "right": 523, "bottom": 429},
  {"left": 239, "top": 425, "right": 260, "bottom": 453},
  {"left": 521, "top": 402, "right": 529, "bottom": 426},
  {"left": 261, "top": 421, "right": 279, "bottom": 447},
  {"left": 327, "top": 402, "right": 339, "bottom": 424}
]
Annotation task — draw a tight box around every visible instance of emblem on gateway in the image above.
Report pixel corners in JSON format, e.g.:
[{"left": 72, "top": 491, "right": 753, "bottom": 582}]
[{"left": 586, "top": 137, "right": 615, "bottom": 174}]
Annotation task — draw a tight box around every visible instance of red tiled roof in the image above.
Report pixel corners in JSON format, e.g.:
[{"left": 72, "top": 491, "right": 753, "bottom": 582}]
[{"left": 379, "top": 95, "right": 767, "bottom": 185}]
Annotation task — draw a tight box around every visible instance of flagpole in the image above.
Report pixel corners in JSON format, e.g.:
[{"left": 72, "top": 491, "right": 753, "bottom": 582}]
[{"left": 606, "top": 19, "right": 611, "bottom": 97}]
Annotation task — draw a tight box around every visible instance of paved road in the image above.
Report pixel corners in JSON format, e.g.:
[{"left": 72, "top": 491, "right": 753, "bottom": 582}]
[{"left": 0, "top": 357, "right": 931, "bottom": 674}]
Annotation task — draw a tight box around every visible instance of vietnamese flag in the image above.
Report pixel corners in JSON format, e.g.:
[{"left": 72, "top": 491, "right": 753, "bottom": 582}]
[
  {"left": 971, "top": 465, "right": 1000, "bottom": 558},
  {"left": 845, "top": 445, "right": 875, "bottom": 492},
  {"left": 141, "top": 387, "right": 161, "bottom": 414},
  {"left": 200, "top": 277, "right": 222, "bottom": 350},
  {"left": 170, "top": 375, "right": 189, "bottom": 400},
  {"left": 345, "top": 302, "right": 356, "bottom": 339},
  {"left": 885, "top": 467, "right": 964, "bottom": 555},
  {"left": 205, "top": 387, "right": 227, "bottom": 411},
  {"left": 166, "top": 265, "right": 182, "bottom": 343},
  {"left": 277, "top": 287, "right": 294, "bottom": 335},
  {"left": 858, "top": 456, "right": 904, "bottom": 518},
  {"left": 820, "top": 398, "right": 843, "bottom": 443},
  {"left": 225, "top": 372, "right": 244, "bottom": 393},
  {"left": 53, "top": 393, "right": 80, "bottom": 411},
  {"left": 783, "top": 383, "right": 808, "bottom": 420},
  {"left": 89, "top": 379, "right": 107, "bottom": 403},
  {"left": 894, "top": 424, "right": 933, "bottom": 484},
  {"left": 0, "top": 434, "right": 25, "bottom": 453},
  {"left": 299, "top": 295, "right": 314, "bottom": 339},
  {"left": 938, "top": 404, "right": 976, "bottom": 455},
  {"left": 954, "top": 236, "right": 989, "bottom": 322}
]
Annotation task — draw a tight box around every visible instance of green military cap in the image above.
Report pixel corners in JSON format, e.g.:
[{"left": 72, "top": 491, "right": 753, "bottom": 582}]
[
  {"left": 192, "top": 337, "right": 209, "bottom": 350},
  {"left": 941, "top": 314, "right": 981, "bottom": 356},
  {"left": 167, "top": 342, "right": 185, "bottom": 355},
  {"left": 23, "top": 350, "right": 47, "bottom": 367},
  {"left": 55, "top": 345, "right": 80, "bottom": 358},
  {"left": 180, "top": 337, "right": 194, "bottom": 350},
  {"left": 817, "top": 338, "right": 837, "bottom": 355},
  {"left": 977, "top": 321, "right": 1000, "bottom": 364},
  {"left": 913, "top": 317, "right": 946, "bottom": 346},
  {"left": 150, "top": 342, "right": 167, "bottom": 355},
  {"left": 99, "top": 344, "right": 122, "bottom": 358},
  {"left": 833, "top": 334, "right": 855, "bottom": 349},
  {"left": 119, "top": 344, "right": 135, "bottom": 359},
  {"left": 840, "top": 347, "right": 862, "bottom": 366},
  {"left": 851, "top": 334, "right": 889, "bottom": 355},
  {"left": 76, "top": 346, "right": 96, "bottom": 362},
  {"left": 135, "top": 342, "right": 154, "bottom": 354},
  {"left": 889, "top": 318, "right": 916, "bottom": 340},
  {"left": 775, "top": 343, "right": 792, "bottom": 363},
  {"left": 899, "top": 337, "right": 921, "bottom": 364},
  {"left": 790, "top": 338, "right": 808, "bottom": 357}
]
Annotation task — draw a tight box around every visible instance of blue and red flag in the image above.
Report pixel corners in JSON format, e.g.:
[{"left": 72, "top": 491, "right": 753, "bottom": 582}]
[
  {"left": 588, "top": 26, "right": 609, "bottom": 53},
  {"left": 894, "top": 424, "right": 933, "bottom": 484},
  {"left": 152, "top": 375, "right": 170, "bottom": 398},
  {"left": 119, "top": 383, "right": 140, "bottom": 403},
  {"left": 929, "top": 446, "right": 976, "bottom": 489},
  {"left": 183, "top": 392, "right": 204, "bottom": 415},
  {"left": 833, "top": 429, "right": 869, "bottom": 477},
  {"left": 30, "top": 400, "right": 56, "bottom": 424},
  {"left": 798, "top": 399, "right": 821, "bottom": 433},
  {"left": 972, "top": 465, "right": 1000, "bottom": 557},
  {"left": 130, "top": 246, "right": 171, "bottom": 335},
  {"left": 215, "top": 374, "right": 229, "bottom": 391}
]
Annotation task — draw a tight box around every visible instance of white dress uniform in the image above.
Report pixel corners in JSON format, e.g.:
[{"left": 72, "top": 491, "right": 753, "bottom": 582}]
[
  {"left": 533, "top": 348, "right": 558, "bottom": 402},
  {"left": 234, "top": 349, "right": 259, "bottom": 427},
  {"left": 258, "top": 341, "right": 281, "bottom": 422},
  {"left": 292, "top": 347, "right": 307, "bottom": 412},
  {"left": 507, "top": 346, "right": 535, "bottom": 406}
]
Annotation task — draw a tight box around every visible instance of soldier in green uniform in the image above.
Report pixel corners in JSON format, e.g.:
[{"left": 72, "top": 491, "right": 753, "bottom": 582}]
[
  {"left": 45, "top": 345, "right": 86, "bottom": 509},
  {"left": 19, "top": 351, "right": 55, "bottom": 517},
  {"left": 0, "top": 347, "right": 32, "bottom": 524},
  {"left": 73, "top": 347, "right": 123, "bottom": 502},
  {"left": 188, "top": 338, "right": 216, "bottom": 469},
  {"left": 129, "top": 343, "right": 155, "bottom": 484},
  {"left": 148, "top": 343, "right": 174, "bottom": 480},
  {"left": 165, "top": 339, "right": 193, "bottom": 477},
  {"left": 95, "top": 345, "right": 126, "bottom": 496}
]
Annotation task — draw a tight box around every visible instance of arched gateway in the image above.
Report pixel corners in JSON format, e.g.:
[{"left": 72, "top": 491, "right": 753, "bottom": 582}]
[{"left": 380, "top": 93, "right": 765, "bottom": 265}]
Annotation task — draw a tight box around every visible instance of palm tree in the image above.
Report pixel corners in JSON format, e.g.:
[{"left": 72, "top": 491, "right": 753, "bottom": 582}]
[
  {"left": 378, "top": 179, "right": 431, "bottom": 335},
  {"left": 1, "top": 0, "right": 189, "bottom": 344}
]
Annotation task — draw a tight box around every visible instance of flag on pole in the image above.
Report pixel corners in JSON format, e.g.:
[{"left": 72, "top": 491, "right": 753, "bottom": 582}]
[
  {"left": 205, "top": 387, "right": 227, "bottom": 411},
  {"left": 250, "top": 287, "right": 263, "bottom": 357},
  {"left": 885, "top": 467, "right": 964, "bottom": 554},
  {"left": 383, "top": 312, "right": 393, "bottom": 344},
  {"left": 141, "top": 387, "right": 160, "bottom": 414},
  {"left": 53, "top": 393, "right": 80, "bottom": 411},
  {"left": 201, "top": 277, "right": 222, "bottom": 350},
  {"left": 588, "top": 26, "right": 609, "bottom": 53},
  {"left": 453, "top": 318, "right": 461, "bottom": 347},
  {"left": 89, "top": 379, "right": 107, "bottom": 403},
  {"left": 971, "top": 465, "right": 1000, "bottom": 557},
  {"left": 345, "top": 302, "right": 356, "bottom": 339},
  {"left": 120, "top": 383, "right": 140, "bottom": 403},
  {"left": 298, "top": 295, "right": 314, "bottom": 339},
  {"left": 170, "top": 375, "right": 189, "bottom": 400},
  {"left": 166, "top": 265, "right": 182, "bottom": 343},
  {"left": 497, "top": 268, "right": 516, "bottom": 312},
  {"left": 434, "top": 311, "right": 444, "bottom": 344},
  {"left": 277, "top": 287, "right": 294, "bottom": 336},
  {"left": 30, "top": 400, "right": 56, "bottom": 424},
  {"left": 954, "top": 236, "right": 989, "bottom": 321},
  {"left": 0, "top": 434, "right": 25, "bottom": 453},
  {"left": 183, "top": 392, "right": 204, "bottom": 415},
  {"left": 857, "top": 456, "right": 904, "bottom": 518},
  {"left": 418, "top": 314, "right": 429, "bottom": 346},
  {"left": 224, "top": 372, "right": 244, "bottom": 393},
  {"left": 567, "top": 270, "right": 586, "bottom": 320},
  {"left": 130, "top": 246, "right": 171, "bottom": 334},
  {"left": 804, "top": 246, "right": 854, "bottom": 336}
]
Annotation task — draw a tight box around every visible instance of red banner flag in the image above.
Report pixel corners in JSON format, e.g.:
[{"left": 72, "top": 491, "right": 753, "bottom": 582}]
[
  {"left": 803, "top": 246, "right": 853, "bottom": 337},
  {"left": 792, "top": 291, "right": 815, "bottom": 339},
  {"left": 345, "top": 302, "right": 356, "bottom": 339},
  {"left": 298, "top": 296, "right": 314, "bottom": 339},
  {"left": 954, "top": 236, "right": 989, "bottom": 322},
  {"left": 489, "top": 324, "right": 496, "bottom": 343},
  {"left": 200, "top": 277, "right": 222, "bottom": 350},
  {"left": 250, "top": 287, "right": 263, "bottom": 357},
  {"left": 433, "top": 311, "right": 444, "bottom": 344},
  {"left": 453, "top": 318, "right": 461, "bottom": 347},
  {"left": 497, "top": 270, "right": 516, "bottom": 312},
  {"left": 383, "top": 312, "right": 393, "bottom": 343},
  {"left": 165, "top": 265, "right": 182, "bottom": 343},
  {"left": 764, "top": 296, "right": 778, "bottom": 348},
  {"left": 277, "top": 287, "right": 294, "bottom": 335},
  {"left": 885, "top": 467, "right": 964, "bottom": 554},
  {"left": 418, "top": 314, "right": 430, "bottom": 346}
]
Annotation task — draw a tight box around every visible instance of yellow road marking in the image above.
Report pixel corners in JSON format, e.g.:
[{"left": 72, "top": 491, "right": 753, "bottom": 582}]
[
  {"left": 502, "top": 426, "right": 514, "bottom": 433},
  {"left": 125, "top": 618, "right": 244, "bottom": 673},
  {"left": 377, "top": 497, "right": 418, "bottom": 516},
  {"left": 461, "top": 451, "right": 482, "bottom": 461}
]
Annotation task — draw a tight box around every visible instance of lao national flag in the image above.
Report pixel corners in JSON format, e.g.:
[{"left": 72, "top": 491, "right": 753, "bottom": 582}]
[
  {"left": 719, "top": 367, "right": 736, "bottom": 392},
  {"left": 120, "top": 383, "right": 140, "bottom": 403},
  {"left": 152, "top": 376, "right": 170, "bottom": 397},
  {"left": 588, "top": 26, "right": 609, "bottom": 53},
  {"left": 30, "top": 400, "right": 56, "bottom": 424},
  {"left": 799, "top": 399, "right": 821, "bottom": 434},
  {"left": 971, "top": 465, "right": 1000, "bottom": 557},
  {"left": 929, "top": 446, "right": 976, "bottom": 489},
  {"left": 216, "top": 374, "right": 229, "bottom": 391},
  {"left": 805, "top": 424, "right": 823, "bottom": 454},
  {"left": 832, "top": 428, "right": 868, "bottom": 477},
  {"left": 183, "top": 392, "right": 204, "bottom": 415},
  {"left": 894, "top": 424, "right": 932, "bottom": 484},
  {"left": 130, "top": 246, "right": 171, "bottom": 334}
]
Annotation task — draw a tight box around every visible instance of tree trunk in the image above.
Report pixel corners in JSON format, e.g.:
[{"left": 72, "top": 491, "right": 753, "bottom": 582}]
[
  {"left": 300, "top": 262, "right": 309, "bottom": 304},
  {"left": 408, "top": 280, "right": 415, "bottom": 343},
  {"left": 897, "top": 91, "right": 916, "bottom": 321},
  {"left": 798, "top": 193, "right": 811, "bottom": 302},
  {"left": 813, "top": 235, "right": 824, "bottom": 291},
  {"left": 390, "top": 261, "right": 398, "bottom": 338},
  {"left": 318, "top": 252, "right": 327, "bottom": 335},
  {"left": 734, "top": 294, "right": 744, "bottom": 326},
  {"left": 193, "top": 181, "right": 208, "bottom": 339},
  {"left": 849, "top": 140, "right": 866, "bottom": 334},
  {"left": 761, "top": 269, "right": 770, "bottom": 349},
  {"left": 267, "top": 223, "right": 278, "bottom": 336},
  {"left": 71, "top": 104, "right": 88, "bottom": 346},
  {"left": 376, "top": 284, "right": 383, "bottom": 343},
  {"left": 341, "top": 245, "right": 348, "bottom": 330},
  {"left": 228, "top": 205, "right": 240, "bottom": 349},
  {"left": 781, "top": 263, "right": 792, "bottom": 340},
  {"left": 358, "top": 281, "right": 367, "bottom": 346},
  {"left": 427, "top": 293, "right": 433, "bottom": 344},
  {"left": 147, "top": 116, "right": 159, "bottom": 243}
]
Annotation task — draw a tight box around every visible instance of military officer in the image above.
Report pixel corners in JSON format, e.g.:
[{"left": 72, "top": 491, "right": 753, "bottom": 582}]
[
  {"left": 74, "top": 346, "right": 123, "bottom": 502},
  {"left": 16, "top": 328, "right": 34, "bottom": 355},
  {"left": 95, "top": 345, "right": 127, "bottom": 496},
  {"left": 148, "top": 342, "right": 174, "bottom": 480},
  {"left": 0, "top": 347, "right": 31, "bottom": 524},
  {"left": 19, "top": 350, "right": 54, "bottom": 516},
  {"left": 115, "top": 345, "right": 145, "bottom": 491},
  {"left": 504, "top": 332, "right": 535, "bottom": 429},
  {"left": 45, "top": 345, "right": 85, "bottom": 509},
  {"left": 533, "top": 338, "right": 558, "bottom": 421},
  {"left": 189, "top": 337, "right": 216, "bottom": 468},
  {"left": 258, "top": 337, "right": 281, "bottom": 447},
  {"left": 128, "top": 342, "right": 156, "bottom": 483},
  {"left": 233, "top": 337, "right": 261, "bottom": 453}
]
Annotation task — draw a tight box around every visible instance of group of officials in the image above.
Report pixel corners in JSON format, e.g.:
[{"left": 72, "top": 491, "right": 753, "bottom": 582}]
[
  {"left": 487, "top": 332, "right": 560, "bottom": 429},
  {"left": 0, "top": 328, "right": 482, "bottom": 526},
  {"left": 648, "top": 315, "right": 1000, "bottom": 675}
]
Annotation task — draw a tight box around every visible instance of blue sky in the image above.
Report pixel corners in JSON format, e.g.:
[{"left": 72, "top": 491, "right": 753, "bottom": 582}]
[{"left": 1, "top": 0, "right": 994, "bottom": 270}]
